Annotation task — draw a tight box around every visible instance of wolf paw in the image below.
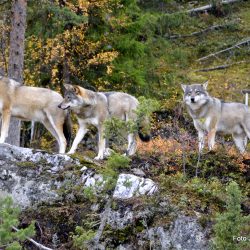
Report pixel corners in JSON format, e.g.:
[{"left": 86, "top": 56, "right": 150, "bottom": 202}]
[
  {"left": 94, "top": 155, "right": 104, "bottom": 161},
  {"left": 67, "top": 150, "right": 75, "bottom": 155},
  {"left": 104, "top": 148, "right": 114, "bottom": 157}
]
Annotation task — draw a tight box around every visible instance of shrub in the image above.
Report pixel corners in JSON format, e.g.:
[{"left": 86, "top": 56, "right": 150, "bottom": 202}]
[
  {"left": 211, "top": 181, "right": 250, "bottom": 250},
  {"left": 72, "top": 226, "right": 95, "bottom": 250},
  {"left": 0, "top": 197, "right": 35, "bottom": 250},
  {"left": 100, "top": 153, "right": 131, "bottom": 193}
]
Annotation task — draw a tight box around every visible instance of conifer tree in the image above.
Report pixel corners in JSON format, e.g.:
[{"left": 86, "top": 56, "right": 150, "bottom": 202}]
[
  {"left": 0, "top": 197, "right": 35, "bottom": 250},
  {"left": 212, "top": 181, "right": 250, "bottom": 250}
]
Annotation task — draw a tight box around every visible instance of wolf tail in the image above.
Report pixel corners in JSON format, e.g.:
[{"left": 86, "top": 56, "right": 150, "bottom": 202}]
[
  {"left": 63, "top": 111, "right": 72, "bottom": 145},
  {"left": 138, "top": 116, "right": 151, "bottom": 142}
]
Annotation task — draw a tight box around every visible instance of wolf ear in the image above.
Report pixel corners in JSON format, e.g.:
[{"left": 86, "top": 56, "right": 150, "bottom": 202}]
[
  {"left": 181, "top": 84, "right": 187, "bottom": 92},
  {"left": 72, "top": 85, "right": 80, "bottom": 95},
  {"left": 202, "top": 81, "right": 208, "bottom": 90},
  {"left": 63, "top": 84, "right": 73, "bottom": 91}
]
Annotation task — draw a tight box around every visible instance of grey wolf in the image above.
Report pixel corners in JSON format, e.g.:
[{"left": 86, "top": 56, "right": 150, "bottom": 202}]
[
  {"left": 58, "top": 84, "right": 150, "bottom": 160},
  {"left": 181, "top": 81, "right": 250, "bottom": 153},
  {"left": 0, "top": 76, "right": 71, "bottom": 153}
]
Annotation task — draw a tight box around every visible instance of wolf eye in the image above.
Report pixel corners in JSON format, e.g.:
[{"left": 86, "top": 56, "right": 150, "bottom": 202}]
[{"left": 195, "top": 91, "right": 201, "bottom": 95}]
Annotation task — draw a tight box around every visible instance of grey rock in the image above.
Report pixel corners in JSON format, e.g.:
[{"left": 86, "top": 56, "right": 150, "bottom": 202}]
[
  {"left": 0, "top": 144, "right": 80, "bottom": 208},
  {"left": 131, "top": 168, "right": 146, "bottom": 177},
  {"left": 107, "top": 207, "right": 134, "bottom": 230},
  {"left": 106, "top": 202, "right": 208, "bottom": 250},
  {"left": 141, "top": 215, "right": 208, "bottom": 250},
  {"left": 113, "top": 173, "right": 158, "bottom": 199},
  {"left": 80, "top": 172, "right": 158, "bottom": 200}
]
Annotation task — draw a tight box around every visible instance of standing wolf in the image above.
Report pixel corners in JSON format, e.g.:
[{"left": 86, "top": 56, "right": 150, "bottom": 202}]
[
  {"left": 0, "top": 77, "right": 71, "bottom": 153},
  {"left": 58, "top": 84, "right": 150, "bottom": 160},
  {"left": 182, "top": 81, "right": 250, "bottom": 153}
]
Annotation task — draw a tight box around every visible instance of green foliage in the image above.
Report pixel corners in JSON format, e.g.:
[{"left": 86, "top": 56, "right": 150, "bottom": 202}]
[
  {"left": 100, "top": 153, "right": 131, "bottom": 192},
  {"left": 27, "top": 1, "right": 87, "bottom": 38},
  {"left": 0, "top": 197, "right": 35, "bottom": 250},
  {"left": 211, "top": 181, "right": 250, "bottom": 250},
  {"left": 72, "top": 226, "right": 95, "bottom": 250},
  {"left": 184, "top": 177, "right": 226, "bottom": 199},
  {"left": 105, "top": 152, "right": 131, "bottom": 170},
  {"left": 104, "top": 117, "right": 136, "bottom": 147},
  {"left": 83, "top": 186, "right": 98, "bottom": 203},
  {"left": 136, "top": 96, "right": 159, "bottom": 137},
  {"left": 157, "top": 12, "right": 191, "bottom": 35},
  {"left": 104, "top": 97, "right": 158, "bottom": 149},
  {"left": 137, "top": 96, "right": 160, "bottom": 118}
]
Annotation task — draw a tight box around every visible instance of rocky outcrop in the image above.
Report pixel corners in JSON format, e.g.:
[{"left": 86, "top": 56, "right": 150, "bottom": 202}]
[
  {"left": 107, "top": 203, "right": 209, "bottom": 250},
  {"left": 113, "top": 173, "right": 158, "bottom": 199},
  {"left": 0, "top": 144, "right": 210, "bottom": 249},
  {"left": 0, "top": 143, "right": 81, "bottom": 208},
  {"left": 140, "top": 216, "right": 208, "bottom": 250},
  {"left": 81, "top": 170, "right": 158, "bottom": 199},
  {"left": 0, "top": 144, "right": 158, "bottom": 208}
]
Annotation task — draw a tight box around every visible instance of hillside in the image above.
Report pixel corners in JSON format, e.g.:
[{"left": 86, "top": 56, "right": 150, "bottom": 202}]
[{"left": 0, "top": 0, "right": 249, "bottom": 249}]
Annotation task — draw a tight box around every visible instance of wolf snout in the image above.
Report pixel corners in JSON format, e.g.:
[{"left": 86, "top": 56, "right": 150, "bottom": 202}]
[
  {"left": 191, "top": 97, "right": 195, "bottom": 103},
  {"left": 58, "top": 103, "right": 70, "bottom": 110}
]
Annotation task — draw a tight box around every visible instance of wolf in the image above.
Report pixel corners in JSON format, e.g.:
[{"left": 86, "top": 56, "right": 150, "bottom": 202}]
[
  {"left": 0, "top": 76, "right": 71, "bottom": 153},
  {"left": 58, "top": 84, "right": 150, "bottom": 160},
  {"left": 181, "top": 81, "right": 250, "bottom": 153}
]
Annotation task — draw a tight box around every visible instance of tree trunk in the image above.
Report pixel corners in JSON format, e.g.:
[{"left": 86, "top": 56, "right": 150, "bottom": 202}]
[{"left": 7, "top": 0, "right": 27, "bottom": 146}]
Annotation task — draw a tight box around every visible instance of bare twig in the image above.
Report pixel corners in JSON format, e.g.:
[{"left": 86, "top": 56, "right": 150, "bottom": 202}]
[
  {"left": 197, "top": 38, "right": 250, "bottom": 62},
  {"left": 35, "top": 221, "right": 43, "bottom": 238},
  {"left": 168, "top": 23, "right": 237, "bottom": 39},
  {"left": 12, "top": 226, "right": 53, "bottom": 250},
  {"left": 187, "top": 0, "right": 242, "bottom": 15},
  {"left": 195, "top": 60, "right": 248, "bottom": 72},
  {"left": 87, "top": 198, "right": 112, "bottom": 249}
]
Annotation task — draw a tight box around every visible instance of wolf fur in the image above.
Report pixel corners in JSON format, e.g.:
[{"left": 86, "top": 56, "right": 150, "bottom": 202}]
[
  {"left": 0, "top": 76, "right": 71, "bottom": 153},
  {"left": 58, "top": 84, "right": 150, "bottom": 160},
  {"left": 182, "top": 81, "right": 250, "bottom": 153}
]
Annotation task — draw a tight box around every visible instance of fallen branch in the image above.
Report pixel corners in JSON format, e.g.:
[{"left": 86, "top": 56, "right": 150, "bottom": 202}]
[
  {"left": 87, "top": 198, "right": 112, "bottom": 249},
  {"left": 187, "top": 0, "right": 242, "bottom": 15},
  {"left": 195, "top": 60, "right": 248, "bottom": 72},
  {"left": 12, "top": 226, "right": 53, "bottom": 250},
  {"left": 197, "top": 38, "right": 250, "bottom": 62},
  {"left": 168, "top": 22, "right": 237, "bottom": 39}
]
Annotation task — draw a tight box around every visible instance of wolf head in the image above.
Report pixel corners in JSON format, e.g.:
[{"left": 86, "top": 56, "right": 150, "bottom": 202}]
[
  {"left": 58, "top": 84, "right": 97, "bottom": 110},
  {"left": 181, "top": 81, "right": 209, "bottom": 107},
  {"left": 58, "top": 84, "right": 93, "bottom": 110}
]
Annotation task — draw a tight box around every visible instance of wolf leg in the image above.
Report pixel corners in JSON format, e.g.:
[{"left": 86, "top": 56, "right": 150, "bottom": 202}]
[
  {"left": 94, "top": 126, "right": 106, "bottom": 160},
  {"left": 45, "top": 112, "right": 67, "bottom": 154},
  {"left": 68, "top": 123, "right": 88, "bottom": 154},
  {"left": 207, "top": 128, "right": 216, "bottom": 150},
  {"left": 233, "top": 133, "right": 247, "bottom": 153},
  {"left": 0, "top": 108, "right": 11, "bottom": 143},
  {"left": 198, "top": 130, "right": 205, "bottom": 152},
  {"left": 126, "top": 133, "right": 137, "bottom": 156},
  {"left": 42, "top": 119, "right": 63, "bottom": 152},
  {"left": 244, "top": 136, "right": 248, "bottom": 148},
  {"left": 241, "top": 122, "right": 250, "bottom": 142},
  {"left": 54, "top": 123, "right": 67, "bottom": 154}
]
